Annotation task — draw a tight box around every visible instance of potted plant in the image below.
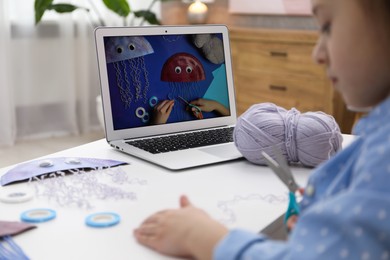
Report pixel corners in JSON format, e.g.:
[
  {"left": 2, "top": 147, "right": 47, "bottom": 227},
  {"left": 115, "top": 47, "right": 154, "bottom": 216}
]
[
  {"left": 34, "top": 0, "right": 172, "bottom": 130},
  {"left": 34, "top": 0, "right": 171, "bottom": 26}
]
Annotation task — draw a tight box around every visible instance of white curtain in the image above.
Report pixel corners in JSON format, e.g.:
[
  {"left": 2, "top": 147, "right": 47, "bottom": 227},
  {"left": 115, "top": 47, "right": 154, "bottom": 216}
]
[
  {"left": 0, "top": 0, "right": 15, "bottom": 146},
  {"left": 0, "top": 0, "right": 160, "bottom": 147}
]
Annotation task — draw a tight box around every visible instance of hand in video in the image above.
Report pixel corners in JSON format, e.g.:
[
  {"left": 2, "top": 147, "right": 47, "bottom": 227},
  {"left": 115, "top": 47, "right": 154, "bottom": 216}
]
[
  {"left": 152, "top": 100, "right": 174, "bottom": 124},
  {"left": 190, "top": 98, "right": 229, "bottom": 116}
]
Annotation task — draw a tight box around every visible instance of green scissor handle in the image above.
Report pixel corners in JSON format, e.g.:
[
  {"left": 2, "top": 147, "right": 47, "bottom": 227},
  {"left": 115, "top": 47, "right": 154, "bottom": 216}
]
[
  {"left": 178, "top": 96, "right": 203, "bottom": 119},
  {"left": 284, "top": 191, "right": 300, "bottom": 224}
]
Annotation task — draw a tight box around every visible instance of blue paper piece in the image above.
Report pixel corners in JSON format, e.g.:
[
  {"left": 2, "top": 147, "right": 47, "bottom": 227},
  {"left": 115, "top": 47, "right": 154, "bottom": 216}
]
[
  {"left": 0, "top": 235, "right": 30, "bottom": 260},
  {"left": 1, "top": 157, "right": 128, "bottom": 186}
]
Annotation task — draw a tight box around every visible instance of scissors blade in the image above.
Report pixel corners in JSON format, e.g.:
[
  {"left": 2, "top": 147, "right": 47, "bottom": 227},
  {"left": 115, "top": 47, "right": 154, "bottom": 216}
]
[
  {"left": 178, "top": 95, "right": 203, "bottom": 119},
  {"left": 274, "top": 146, "right": 299, "bottom": 193},
  {"left": 261, "top": 151, "right": 291, "bottom": 186},
  {"left": 272, "top": 146, "right": 300, "bottom": 193},
  {"left": 261, "top": 150, "right": 299, "bottom": 193},
  {"left": 178, "top": 96, "right": 189, "bottom": 105},
  {"left": 272, "top": 146, "right": 290, "bottom": 173}
]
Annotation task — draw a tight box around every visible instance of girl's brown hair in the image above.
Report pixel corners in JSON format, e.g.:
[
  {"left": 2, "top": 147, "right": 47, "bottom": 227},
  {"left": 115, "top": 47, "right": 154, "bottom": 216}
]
[{"left": 359, "top": 0, "right": 390, "bottom": 20}]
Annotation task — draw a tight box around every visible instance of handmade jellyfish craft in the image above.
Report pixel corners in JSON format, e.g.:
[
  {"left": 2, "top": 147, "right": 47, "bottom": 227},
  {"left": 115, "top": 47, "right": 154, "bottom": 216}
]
[
  {"left": 161, "top": 52, "right": 205, "bottom": 83},
  {"left": 161, "top": 52, "right": 206, "bottom": 119},
  {"left": 105, "top": 36, "right": 154, "bottom": 107}
]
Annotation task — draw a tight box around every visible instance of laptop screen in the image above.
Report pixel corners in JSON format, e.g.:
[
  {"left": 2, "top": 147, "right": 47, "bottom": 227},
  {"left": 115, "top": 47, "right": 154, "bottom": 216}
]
[{"left": 103, "top": 33, "right": 231, "bottom": 130}]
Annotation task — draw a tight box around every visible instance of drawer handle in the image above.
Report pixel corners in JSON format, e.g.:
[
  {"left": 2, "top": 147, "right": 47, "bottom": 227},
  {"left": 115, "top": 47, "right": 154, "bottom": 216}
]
[
  {"left": 270, "top": 51, "right": 288, "bottom": 58},
  {"left": 269, "top": 85, "right": 287, "bottom": 91}
]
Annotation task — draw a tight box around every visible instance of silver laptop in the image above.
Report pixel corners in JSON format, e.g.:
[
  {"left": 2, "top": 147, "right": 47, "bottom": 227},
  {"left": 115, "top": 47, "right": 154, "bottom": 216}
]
[{"left": 94, "top": 25, "right": 242, "bottom": 170}]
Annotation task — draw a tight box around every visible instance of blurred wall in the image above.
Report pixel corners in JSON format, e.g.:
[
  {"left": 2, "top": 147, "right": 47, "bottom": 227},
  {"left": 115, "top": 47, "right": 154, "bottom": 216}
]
[{"left": 161, "top": 0, "right": 317, "bottom": 30}]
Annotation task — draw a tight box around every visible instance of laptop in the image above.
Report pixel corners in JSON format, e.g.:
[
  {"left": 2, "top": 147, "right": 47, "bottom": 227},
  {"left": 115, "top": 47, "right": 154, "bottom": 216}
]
[{"left": 94, "top": 25, "right": 243, "bottom": 170}]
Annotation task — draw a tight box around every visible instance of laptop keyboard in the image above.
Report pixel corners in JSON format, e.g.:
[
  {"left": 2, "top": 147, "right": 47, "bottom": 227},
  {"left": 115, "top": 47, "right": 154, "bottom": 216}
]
[{"left": 126, "top": 127, "right": 235, "bottom": 154}]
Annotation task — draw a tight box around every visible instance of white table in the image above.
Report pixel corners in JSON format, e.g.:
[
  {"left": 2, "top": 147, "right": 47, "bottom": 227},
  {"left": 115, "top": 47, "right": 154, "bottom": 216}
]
[{"left": 0, "top": 135, "right": 355, "bottom": 259}]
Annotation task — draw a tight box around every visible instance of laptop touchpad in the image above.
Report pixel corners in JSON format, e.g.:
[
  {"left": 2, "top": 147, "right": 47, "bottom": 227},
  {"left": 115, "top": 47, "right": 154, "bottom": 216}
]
[{"left": 199, "top": 144, "right": 242, "bottom": 159}]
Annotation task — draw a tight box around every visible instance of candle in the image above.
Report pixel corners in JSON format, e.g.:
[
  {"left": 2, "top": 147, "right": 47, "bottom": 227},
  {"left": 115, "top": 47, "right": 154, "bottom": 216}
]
[{"left": 187, "top": 0, "right": 208, "bottom": 24}]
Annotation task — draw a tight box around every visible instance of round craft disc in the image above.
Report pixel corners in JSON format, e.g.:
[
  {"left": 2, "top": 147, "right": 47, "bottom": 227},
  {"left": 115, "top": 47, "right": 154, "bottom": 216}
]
[
  {"left": 85, "top": 212, "right": 120, "bottom": 228},
  {"left": 0, "top": 190, "right": 34, "bottom": 204},
  {"left": 21, "top": 208, "right": 57, "bottom": 223}
]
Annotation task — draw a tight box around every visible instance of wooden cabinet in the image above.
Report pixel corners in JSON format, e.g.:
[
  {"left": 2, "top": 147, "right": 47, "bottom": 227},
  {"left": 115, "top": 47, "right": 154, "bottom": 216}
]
[{"left": 229, "top": 27, "right": 355, "bottom": 133}]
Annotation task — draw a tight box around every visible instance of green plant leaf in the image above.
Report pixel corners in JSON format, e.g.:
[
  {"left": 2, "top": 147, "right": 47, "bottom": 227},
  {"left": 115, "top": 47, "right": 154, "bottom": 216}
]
[
  {"left": 34, "top": 0, "right": 54, "bottom": 24},
  {"left": 48, "top": 4, "right": 89, "bottom": 13},
  {"left": 102, "top": 0, "right": 131, "bottom": 17},
  {"left": 134, "top": 10, "right": 160, "bottom": 25}
]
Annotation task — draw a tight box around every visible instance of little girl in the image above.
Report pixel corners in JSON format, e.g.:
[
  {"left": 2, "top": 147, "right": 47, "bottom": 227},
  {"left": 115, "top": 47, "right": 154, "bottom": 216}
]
[{"left": 134, "top": 0, "right": 390, "bottom": 258}]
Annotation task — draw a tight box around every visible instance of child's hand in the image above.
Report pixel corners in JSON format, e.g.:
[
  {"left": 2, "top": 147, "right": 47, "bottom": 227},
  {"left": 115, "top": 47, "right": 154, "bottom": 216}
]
[
  {"left": 190, "top": 98, "right": 217, "bottom": 112},
  {"left": 134, "top": 195, "right": 229, "bottom": 259},
  {"left": 190, "top": 98, "right": 230, "bottom": 116},
  {"left": 286, "top": 215, "right": 299, "bottom": 232},
  {"left": 152, "top": 100, "right": 174, "bottom": 124}
]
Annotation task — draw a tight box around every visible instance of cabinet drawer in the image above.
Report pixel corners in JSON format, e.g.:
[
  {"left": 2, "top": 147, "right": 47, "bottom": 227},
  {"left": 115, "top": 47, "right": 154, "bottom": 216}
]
[
  {"left": 236, "top": 93, "right": 329, "bottom": 116},
  {"left": 235, "top": 72, "right": 332, "bottom": 115},
  {"left": 229, "top": 28, "right": 354, "bottom": 133},
  {"left": 231, "top": 41, "right": 324, "bottom": 79}
]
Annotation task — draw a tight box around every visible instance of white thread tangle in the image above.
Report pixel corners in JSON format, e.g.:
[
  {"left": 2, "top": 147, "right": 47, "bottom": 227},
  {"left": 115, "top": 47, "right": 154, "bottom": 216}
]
[
  {"left": 28, "top": 167, "right": 147, "bottom": 210},
  {"left": 216, "top": 193, "right": 287, "bottom": 225}
]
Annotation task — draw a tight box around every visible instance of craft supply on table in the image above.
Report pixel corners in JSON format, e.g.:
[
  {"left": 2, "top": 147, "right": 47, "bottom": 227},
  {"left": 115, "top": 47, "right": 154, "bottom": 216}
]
[
  {"left": 233, "top": 102, "right": 343, "bottom": 167},
  {"left": 20, "top": 208, "right": 57, "bottom": 223},
  {"left": 216, "top": 193, "right": 287, "bottom": 225},
  {"left": 0, "top": 189, "right": 34, "bottom": 204},
  {"left": 0, "top": 157, "right": 128, "bottom": 186},
  {"left": 0, "top": 235, "right": 30, "bottom": 260},
  {"left": 30, "top": 167, "right": 138, "bottom": 209},
  {"left": 0, "top": 221, "right": 36, "bottom": 259},
  {"left": 261, "top": 148, "right": 303, "bottom": 223},
  {"left": 85, "top": 212, "right": 120, "bottom": 228},
  {"left": 0, "top": 221, "right": 36, "bottom": 237}
]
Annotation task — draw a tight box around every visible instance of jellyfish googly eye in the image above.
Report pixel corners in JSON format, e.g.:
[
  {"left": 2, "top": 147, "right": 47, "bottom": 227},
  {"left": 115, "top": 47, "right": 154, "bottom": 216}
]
[
  {"left": 128, "top": 44, "right": 135, "bottom": 51},
  {"left": 174, "top": 66, "right": 182, "bottom": 74},
  {"left": 116, "top": 46, "right": 123, "bottom": 54},
  {"left": 186, "top": 66, "right": 193, "bottom": 73}
]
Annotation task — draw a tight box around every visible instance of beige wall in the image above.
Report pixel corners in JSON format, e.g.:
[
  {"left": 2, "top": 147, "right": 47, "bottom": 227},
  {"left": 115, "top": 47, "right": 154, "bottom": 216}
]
[{"left": 161, "top": 0, "right": 317, "bottom": 30}]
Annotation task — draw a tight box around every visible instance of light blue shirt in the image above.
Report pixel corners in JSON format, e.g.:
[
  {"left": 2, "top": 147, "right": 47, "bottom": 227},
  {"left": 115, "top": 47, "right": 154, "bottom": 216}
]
[{"left": 215, "top": 97, "right": 390, "bottom": 260}]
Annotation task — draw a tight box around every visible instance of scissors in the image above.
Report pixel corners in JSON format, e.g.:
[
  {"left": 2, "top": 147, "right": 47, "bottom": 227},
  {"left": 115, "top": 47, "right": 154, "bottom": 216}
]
[
  {"left": 178, "top": 96, "right": 203, "bottom": 119},
  {"left": 261, "top": 147, "right": 304, "bottom": 228}
]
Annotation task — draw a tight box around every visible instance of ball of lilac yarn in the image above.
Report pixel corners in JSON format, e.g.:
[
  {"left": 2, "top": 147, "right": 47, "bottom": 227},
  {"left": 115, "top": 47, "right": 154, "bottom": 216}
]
[{"left": 233, "top": 103, "right": 343, "bottom": 167}]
